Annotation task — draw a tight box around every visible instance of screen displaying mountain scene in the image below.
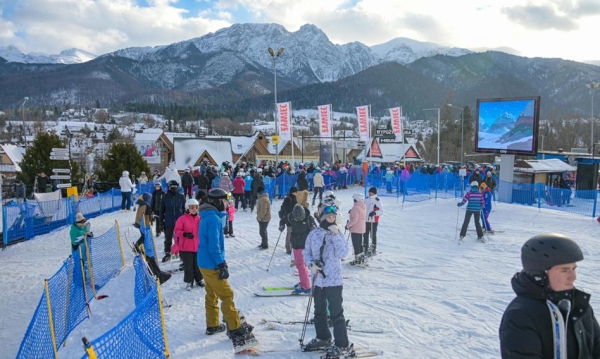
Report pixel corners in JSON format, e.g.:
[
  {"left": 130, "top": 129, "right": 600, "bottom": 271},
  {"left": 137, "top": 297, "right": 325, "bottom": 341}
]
[{"left": 475, "top": 97, "right": 540, "bottom": 156}]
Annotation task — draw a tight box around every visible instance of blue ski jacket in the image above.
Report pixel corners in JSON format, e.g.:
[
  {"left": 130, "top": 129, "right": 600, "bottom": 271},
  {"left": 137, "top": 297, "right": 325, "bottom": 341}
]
[{"left": 197, "top": 204, "right": 226, "bottom": 269}]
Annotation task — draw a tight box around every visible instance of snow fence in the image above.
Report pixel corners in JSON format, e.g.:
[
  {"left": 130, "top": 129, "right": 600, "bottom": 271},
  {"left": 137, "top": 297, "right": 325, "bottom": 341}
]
[
  {"left": 81, "top": 226, "right": 170, "bottom": 359},
  {"left": 16, "top": 221, "right": 125, "bottom": 359}
]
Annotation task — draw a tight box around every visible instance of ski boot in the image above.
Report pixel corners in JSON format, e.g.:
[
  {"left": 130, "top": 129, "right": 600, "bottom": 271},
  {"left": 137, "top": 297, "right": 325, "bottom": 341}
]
[
  {"left": 323, "top": 343, "right": 355, "bottom": 358},
  {"left": 206, "top": 323, "right": 226, "bottom": 335},
  {"left": 162, "top": 253, "right": 171, "bottom": 262},
  {"left": 302, "top": 337, "right": 332, "bottom": 352}
]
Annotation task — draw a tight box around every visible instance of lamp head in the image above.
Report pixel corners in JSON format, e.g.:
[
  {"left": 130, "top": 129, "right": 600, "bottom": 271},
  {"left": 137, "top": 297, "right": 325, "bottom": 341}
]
[
  {"left": 268, "top": 47, "right": 275, "bottom": 57},
  {"left": 277, "top": 48, "right": 284, "bottom": 56}
]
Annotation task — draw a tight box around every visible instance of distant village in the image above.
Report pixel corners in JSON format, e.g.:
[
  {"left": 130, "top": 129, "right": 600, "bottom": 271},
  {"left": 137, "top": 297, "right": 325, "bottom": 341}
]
[{"left": 0, "top": 107, "right": 425, "bottom": 182}]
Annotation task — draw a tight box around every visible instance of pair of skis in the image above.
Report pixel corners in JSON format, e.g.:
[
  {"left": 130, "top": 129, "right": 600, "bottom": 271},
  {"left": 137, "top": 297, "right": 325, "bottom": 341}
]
[{"left": 259, "top": 318, "right": 383, "bottom": 334}]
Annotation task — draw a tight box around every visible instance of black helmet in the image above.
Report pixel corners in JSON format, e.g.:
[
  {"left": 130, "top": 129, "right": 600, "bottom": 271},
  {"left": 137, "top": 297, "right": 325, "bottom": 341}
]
[
  {"left": 207, "top": 188, "right": 228, "bottom": 200},
  {"left": 168, "top": 180, "right": 179, "bottom": 187},
  {"left": 521, "top": 233, "right": 583, "bottom": 275},
  {"left": 292, "top": 204, "right": 306, "bottom": 221}
]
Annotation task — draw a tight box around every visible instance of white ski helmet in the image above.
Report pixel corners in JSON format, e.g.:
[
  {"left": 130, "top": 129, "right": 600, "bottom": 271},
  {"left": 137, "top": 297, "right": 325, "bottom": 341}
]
[
  {"left": 257, "top": 168, "right": 263, "bottom": 173},
  {"left": 352, "top": 193, "right": 365, "bottom": 202},
  {"left": 324, "top": 190, "right": 335, "bottom": 199},
  {"left": 470, "top": 181, "right": 479, "bottom": 187},
  {"left": 185, "top": 198, "right": 199, "bottom": 210},
  {"left": 237, "top": 171, "right": 245, "bottom": 177}
]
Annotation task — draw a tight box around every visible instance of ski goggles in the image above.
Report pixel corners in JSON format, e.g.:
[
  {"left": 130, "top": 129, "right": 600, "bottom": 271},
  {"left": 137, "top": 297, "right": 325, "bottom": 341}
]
[{"left": 322, "top": 205, "right": 338, "bottom": 215}]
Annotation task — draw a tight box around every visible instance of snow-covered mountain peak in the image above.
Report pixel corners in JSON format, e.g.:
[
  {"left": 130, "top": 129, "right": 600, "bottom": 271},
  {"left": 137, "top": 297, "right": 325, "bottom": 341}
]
[{"left": 0, "top": 46, "right": 96, "bottom": 64}]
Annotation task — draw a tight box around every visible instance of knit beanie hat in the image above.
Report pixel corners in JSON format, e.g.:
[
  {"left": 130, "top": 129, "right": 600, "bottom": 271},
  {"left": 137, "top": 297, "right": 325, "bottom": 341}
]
[{"left": 368, "top": 187, "right": 377, "bottom": 195}]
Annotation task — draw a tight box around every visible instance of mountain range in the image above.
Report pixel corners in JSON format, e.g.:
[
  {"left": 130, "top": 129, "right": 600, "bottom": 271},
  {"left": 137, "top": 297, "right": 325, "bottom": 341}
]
[{"left": 0, "top": 23, "right": 599, "bottom": 119}]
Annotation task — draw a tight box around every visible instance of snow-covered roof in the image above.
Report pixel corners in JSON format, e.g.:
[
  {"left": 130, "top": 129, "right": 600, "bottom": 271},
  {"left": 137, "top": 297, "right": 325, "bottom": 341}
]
[
  {"left": 514, "top": 158, "right": 576, "bottom": 173},
  {"left": 134, "top": 128, "right": 163, "bottom": 143},
  {"left": 173, "top": 138, "right": 232, "bottom": 170},
  {"left": 164, "top": 132, "right": 196, "bottom": 145},
  {"left": 1, "top": 144, "right": 25, "bottom": 172},
  {"left": 207, "top": 133, "right": 258, "bottom": 155}
]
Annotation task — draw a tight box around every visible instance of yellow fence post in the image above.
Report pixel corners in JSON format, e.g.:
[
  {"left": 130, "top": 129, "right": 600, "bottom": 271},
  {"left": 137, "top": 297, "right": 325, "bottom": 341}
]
[
  {"left": 78, "top": 247, "right": 89, "bottom": 305},
  {"left": 156, "top": 280, "right": 171, "bottom": 358},
  {"left": 44, "top": 279, "right": 59, "bottom": 359},
  {"left": 84, "top": 236, "right": 97, "bottom": 298},
  {"left": 115, "top": 220, "right": 125, "bottom": 267}
]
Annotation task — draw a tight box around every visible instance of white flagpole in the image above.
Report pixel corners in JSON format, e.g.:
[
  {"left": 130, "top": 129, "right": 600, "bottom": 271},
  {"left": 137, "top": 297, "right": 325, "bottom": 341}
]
[
  {"left": 330, "top": 104, "right": 335, "bottom": 167},
  {"left": 401, "top": 106, "right": 405, "bottom": 166}
]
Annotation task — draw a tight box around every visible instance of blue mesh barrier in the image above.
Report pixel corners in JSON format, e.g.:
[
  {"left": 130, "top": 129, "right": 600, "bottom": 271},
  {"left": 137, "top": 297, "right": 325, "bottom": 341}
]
[
  {"left": 16, "top": 290, "right": 55, "bottom": 359},
  {"left": 81, "top": 287, "right": 169, "bottom": 359},
  {"left": 17, "top": 253, "right": 89, "bottom": 359},
  {"left": 141, "top": 219, "right": 156, "bottom": 258},
  {"left": 86, "top": 225, "right": 124, "bottom": 291},
  {"left": 133, "top": 255, "right": 157, "bottom": 306},
  {"left": 3, "top": 189, "right": 123, "bottom": 248}
]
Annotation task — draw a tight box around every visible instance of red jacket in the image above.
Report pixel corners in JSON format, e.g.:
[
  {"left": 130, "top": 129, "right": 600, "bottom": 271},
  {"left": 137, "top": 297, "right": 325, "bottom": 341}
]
[
  {"left": 232, "top": 177, "right": 245, "bottom": 194},
  {"left": 174, "top": 213, "right": 200, "bottom": 252}
]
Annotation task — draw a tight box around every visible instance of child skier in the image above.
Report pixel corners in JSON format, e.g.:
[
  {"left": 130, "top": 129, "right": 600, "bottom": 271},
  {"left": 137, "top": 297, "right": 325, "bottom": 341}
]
[
  {"left": 346, "top": 193, "right": 366, "bottom": 265},
  {"left": 174, "top": 198, "right": 205, "bottom": 290},
  {"left": 282, "top": 204, "right": 316, "bottom": 294},
  {"left": 480, "top": 182, "right": 493, "bottom": 233},
  {"left": 302, "top": 205, "right": 353, "bottom": 357},
  {"left": 225, "top": 198, "right": 235, "bottom": 237},
  {"left": 70, "top": 212, "right": 93, "bottom": 252},
  {"left": 457, "top": 181, "right": 485, "bottom": 242}
]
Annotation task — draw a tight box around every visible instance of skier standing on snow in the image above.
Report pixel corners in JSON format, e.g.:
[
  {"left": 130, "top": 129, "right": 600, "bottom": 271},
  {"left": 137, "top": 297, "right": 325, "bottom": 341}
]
[
  {"left": 312, "top": 168, "right": 324, "bottom": 206},
  {"left": 197, "top": 188, "right": 254, "bottom": 341},
  {"left": 479, "top": 182, "right": 493, "bottom": 233},
  {"left": 363, "top": 187, "right": 383, "bottom": 255},
  {"left": 457, "top": 181, "right": 485, "bottom": 241},
  {"left": 346, "top": 193, "right": 366, "bottom": 264},
  {"left": 174, "top": 198, "right": 204, "bottom": 290},
  {"left": 244, "top": 170, "right": 254, "bottom": 212},
  {"left": 232, "top": 172, "right": 246, "bottom": 211},
  {"left": 70, "top": 212, "right": 93, "bottom": 252},
  {"left": 302, "top": 205, "right": 352, "bottom": 357},
  {"left": 282, "top": 203, "right": 316, "bottom": 294},
  {"left": 255, "top": 185, "right": 271, "bottom": 250},
  {"left": 119, "top": 171, "right": 135, "bottom": 211},
  {"left": 499, "top": 233, "right": 600, "bottom": 358},
  {"left": 278, "top": 186, "right": 298, "bottom": 255},
  {"left": 150, "top": 182, "right": 164, "bottom": 237}
]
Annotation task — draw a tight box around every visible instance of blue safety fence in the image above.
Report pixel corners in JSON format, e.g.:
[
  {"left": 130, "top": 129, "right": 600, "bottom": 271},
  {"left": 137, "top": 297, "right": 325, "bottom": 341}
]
[
  {"left": 3, "top": 188, "right": 125, "bottom": 248},
  {"left": 502, "top": 180, "right": 598, "bottom": 217},
  {"left": 81, "top": 255, "right": 170, "bottom": 359},
  {"left": 16, "top": 223, "right": 124, "bottom": 359}
]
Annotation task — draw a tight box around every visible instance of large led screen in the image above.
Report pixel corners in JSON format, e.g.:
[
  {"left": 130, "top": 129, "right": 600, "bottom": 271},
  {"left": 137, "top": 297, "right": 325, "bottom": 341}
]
[{"left": 475, "top": 96, "right": 540, "bottom": 156}]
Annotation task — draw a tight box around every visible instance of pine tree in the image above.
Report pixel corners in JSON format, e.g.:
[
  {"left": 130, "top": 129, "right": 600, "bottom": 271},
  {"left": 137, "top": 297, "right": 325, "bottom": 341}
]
[
  {"left": 96, "top": 143, "right": 150, "bottom": 182},
  {"left": 19, "top": 132, "right": 80, "bottom": 188}
]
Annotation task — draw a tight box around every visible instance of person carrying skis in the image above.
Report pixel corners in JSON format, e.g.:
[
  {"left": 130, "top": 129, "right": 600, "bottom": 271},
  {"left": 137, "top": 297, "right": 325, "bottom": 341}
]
[
  {"left": 346, "top": 193, "right": 366, "bottom": 265},
  {"left": 174, "top": 198, "right": 204, "bottom": 290},
  {"left": 197, "top": 188, "right": 254, "bottom": 342},
  {"left": 499, "top": 233, "right": 600, "bottom": 358},
  {"left": 282, "top": 203, "right": 316, "bottom": 294},
  {"left": 302, "top": 205, "right": 352, "bottom": 357},
  {"left": 363, "top": 187, "right": 383, "bottom": 255},
  {"left": 457, "top": 181, "right": 485, "bottom": 241},
  {"left": 479, "top": 182, "right": 493, "bottom": 233}
]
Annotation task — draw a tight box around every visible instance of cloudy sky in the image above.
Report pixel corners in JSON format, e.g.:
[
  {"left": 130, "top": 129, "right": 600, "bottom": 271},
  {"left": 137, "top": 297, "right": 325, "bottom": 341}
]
[{"left": 1, "top": 0, "right": 599, "bottom": 62}]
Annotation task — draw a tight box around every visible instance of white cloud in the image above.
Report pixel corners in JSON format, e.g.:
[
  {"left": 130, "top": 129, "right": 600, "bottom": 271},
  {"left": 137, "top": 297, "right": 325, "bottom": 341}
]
[{"left": 1, "top": 0, "right": 599, "bottom": 62}]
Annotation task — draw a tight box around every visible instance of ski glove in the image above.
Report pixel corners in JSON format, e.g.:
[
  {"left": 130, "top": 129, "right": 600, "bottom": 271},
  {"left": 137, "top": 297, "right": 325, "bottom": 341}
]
[
  {"left": 309, "top": 261, "right": 322, "bottom": 275},
  {"left": 278, "top": 224, "right": 285, "bottom": 232},
  {"left": 217, "top": 261, "right": 229, "bottom": 280},
  {"left": 75, "top": 235, "right": 85, "bottom": 244},
  {"left": 328, "top": 224, "right": 341, "bottom": 234},
  {"left": 183, "top": 232, "right": 194, "bottom": 239},
  {"left": 457, "top": 202, "right": 464, "bottom": 207},
  {"left": 369, "top": 211, "right": 377, "bottom": 217}
]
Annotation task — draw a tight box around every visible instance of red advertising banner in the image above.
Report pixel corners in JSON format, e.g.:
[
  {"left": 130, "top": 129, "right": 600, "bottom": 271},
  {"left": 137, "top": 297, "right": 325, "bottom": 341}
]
[
  {"left": 389, "top": 107, "right": 403, "bottom": 143},
  {"left": 356, "top": 105, "right": 370, "bottom": 141},
  {"left": 278, "top": 102, "right": 291, "bottom": 141},
  {"left": 318, "top": 104, "right": 331, "bottom": 138}
]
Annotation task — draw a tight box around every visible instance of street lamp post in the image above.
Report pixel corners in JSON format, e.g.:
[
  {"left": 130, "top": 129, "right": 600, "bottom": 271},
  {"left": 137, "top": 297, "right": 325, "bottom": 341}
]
[
  {"left": 586, "top": 81, "right": 600, "bottom": 154},
  {"left": 21, "top": 96, "right": 29, "bottom": 148},
  {"left": 447, "top": 104, "right": 464, "bottom": 165},
  {"left": 423, "top": 108, "right": 440, "bottom": 165},
  {"left": 268, "top": 47, "right": 284, "bottom": 165}
]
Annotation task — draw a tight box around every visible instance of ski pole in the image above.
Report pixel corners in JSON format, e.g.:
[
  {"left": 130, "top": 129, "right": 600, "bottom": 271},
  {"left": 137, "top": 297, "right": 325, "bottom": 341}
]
[
  {"left": 299, "top": 272, "right": 318, "bottom": 350},
  {"left": 455, "top": 205, "right": 460, "bottom": 241},
  {"left": 266, "top": 229, "right": 284, "bottom": 271}
]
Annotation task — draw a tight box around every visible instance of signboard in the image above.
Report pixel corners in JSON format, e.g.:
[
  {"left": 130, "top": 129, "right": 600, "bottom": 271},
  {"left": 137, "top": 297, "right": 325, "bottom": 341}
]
[
  {"left": 52, "top": 168, "right": 71, "bottom": 173},
  {"left": 50, "top": 156, "right": 70, "bottom": 160},
  {"left": 50, "top": 151, "right": 71, "bottom": 156},
  {"left": 51, "top": 148, "right": 69, "bottom": 153},
  {"left": 271, "top": 135, "right": 280, "bottom": 145},
  {"left": 403, "top": 129, "right": 414, "bottom": 136},
  {"left": 334, "top": 140, "right": 366, "bottom": 149},
  {"left": 50, "top": 175, "right": 71, "bottom": 180},
  {"left": 56, "top": 183, "right": 72, "bottom": 188}
]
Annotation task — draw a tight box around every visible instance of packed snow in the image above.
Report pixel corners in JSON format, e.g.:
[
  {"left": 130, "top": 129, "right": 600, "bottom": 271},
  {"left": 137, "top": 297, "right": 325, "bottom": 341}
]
[{"left": 1, "top": 188, "right": 599, "bottom": 358}]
